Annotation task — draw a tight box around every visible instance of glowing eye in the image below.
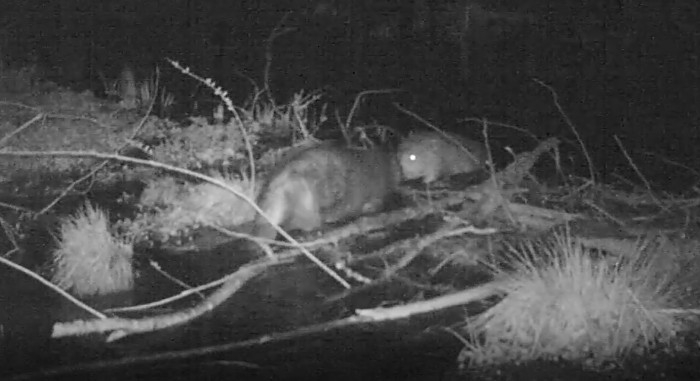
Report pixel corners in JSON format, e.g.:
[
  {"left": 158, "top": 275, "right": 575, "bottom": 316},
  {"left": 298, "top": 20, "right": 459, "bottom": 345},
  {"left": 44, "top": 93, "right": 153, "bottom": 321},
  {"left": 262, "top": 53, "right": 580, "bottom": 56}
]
[{"left": 409, "top": 154, "right": 417, "bottom": 161}]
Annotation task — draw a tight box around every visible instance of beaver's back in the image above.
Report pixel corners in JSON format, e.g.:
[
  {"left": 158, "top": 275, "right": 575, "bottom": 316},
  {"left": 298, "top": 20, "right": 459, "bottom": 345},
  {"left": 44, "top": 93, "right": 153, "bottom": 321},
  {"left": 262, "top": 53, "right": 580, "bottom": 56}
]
[
  {"left": 253, "top": 143, "right": 401, "bottom": 238},
  {"left": 398, "top": 131, "right": 487, "bottom": 183},
  {"left": 324, "top": 146, "right": 402, "bottom": 222},
  {"left": 297, "top": 144, "right": 400, "bottom": 223}
]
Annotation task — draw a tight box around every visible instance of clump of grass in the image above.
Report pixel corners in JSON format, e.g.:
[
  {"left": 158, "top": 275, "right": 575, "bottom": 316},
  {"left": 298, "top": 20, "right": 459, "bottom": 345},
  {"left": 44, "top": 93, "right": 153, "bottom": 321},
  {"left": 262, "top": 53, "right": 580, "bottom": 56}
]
[
  {"left": 461, "top": 231, "right": 685, "bottom": 369},
  {"left": 182, "top": 170, "right": 257, "bottom": 227},
  {"left": 51, "top": 202, "right": 134, "bottom": 297},
  {"left": 124, "top": 171, "right": 256, "bottom": 243}
]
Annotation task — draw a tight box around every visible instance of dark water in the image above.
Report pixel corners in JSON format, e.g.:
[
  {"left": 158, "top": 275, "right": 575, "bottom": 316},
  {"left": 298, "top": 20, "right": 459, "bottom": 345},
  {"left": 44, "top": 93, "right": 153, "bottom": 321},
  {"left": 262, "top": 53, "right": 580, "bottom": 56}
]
[{"left": 0, "top": 237, "right": 466, "bottom": 381}]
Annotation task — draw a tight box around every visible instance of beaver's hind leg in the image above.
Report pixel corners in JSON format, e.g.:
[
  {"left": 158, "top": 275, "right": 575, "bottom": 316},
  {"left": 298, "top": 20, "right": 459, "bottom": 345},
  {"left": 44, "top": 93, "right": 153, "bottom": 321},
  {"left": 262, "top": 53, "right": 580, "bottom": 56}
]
[{"left": 285, "top": 178, "right": 323, "bottom": 232}]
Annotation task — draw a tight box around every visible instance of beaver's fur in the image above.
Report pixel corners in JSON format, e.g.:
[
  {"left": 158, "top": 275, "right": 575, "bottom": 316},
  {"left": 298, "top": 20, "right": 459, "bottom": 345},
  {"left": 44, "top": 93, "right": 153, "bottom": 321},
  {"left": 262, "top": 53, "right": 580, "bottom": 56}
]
[
  {"left": 398, "top": 131, "right": 488, "bottom": 183},
  {"left": 252, "top": 143, "right": 401, "bottom": 240}
]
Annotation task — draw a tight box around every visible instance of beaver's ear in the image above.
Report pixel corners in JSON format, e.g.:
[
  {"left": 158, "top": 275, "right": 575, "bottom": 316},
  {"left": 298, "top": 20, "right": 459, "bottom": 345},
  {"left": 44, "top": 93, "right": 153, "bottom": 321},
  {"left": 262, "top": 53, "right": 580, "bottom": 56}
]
[{"left": 402, "top": 130, "right": 416, "bottom": 141}]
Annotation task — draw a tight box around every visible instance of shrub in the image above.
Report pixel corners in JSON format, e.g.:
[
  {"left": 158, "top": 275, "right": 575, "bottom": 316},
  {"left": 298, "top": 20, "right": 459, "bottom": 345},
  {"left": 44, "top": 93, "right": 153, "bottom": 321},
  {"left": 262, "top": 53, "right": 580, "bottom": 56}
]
[
  {"left": 123, "top": 171, "right": 256, "bottom": 243},
  {"left": 460, "top": 231, "right": 686, "bottom": 369},
  {"left": 147, "top": 116, "right": 256, "bottom": 170},
  {"left": 0, "top": 90, "right": 164, "bottom": 180},
  {"left": 51, "top": 202, "right": 134, "bottom": 297}
]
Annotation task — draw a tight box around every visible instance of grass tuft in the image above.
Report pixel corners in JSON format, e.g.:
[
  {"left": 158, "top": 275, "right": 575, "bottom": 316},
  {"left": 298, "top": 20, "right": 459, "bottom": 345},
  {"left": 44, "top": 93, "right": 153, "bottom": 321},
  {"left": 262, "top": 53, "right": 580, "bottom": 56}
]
[
  {"left": 461, "top": 230, "right": 686, "bottom": 368},
  {"left": 51, "top": 202, "right": 134, "bottom": 297},
  {"left": 125, "top": 171, "right": 257, "bottom": 243}
]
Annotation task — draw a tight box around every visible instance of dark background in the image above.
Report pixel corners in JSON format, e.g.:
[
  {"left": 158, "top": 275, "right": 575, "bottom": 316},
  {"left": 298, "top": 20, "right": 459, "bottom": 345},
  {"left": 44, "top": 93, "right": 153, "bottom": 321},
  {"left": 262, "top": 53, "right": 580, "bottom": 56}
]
[{"left": 2, "top": 0, "right": 699, "bottom": 189}]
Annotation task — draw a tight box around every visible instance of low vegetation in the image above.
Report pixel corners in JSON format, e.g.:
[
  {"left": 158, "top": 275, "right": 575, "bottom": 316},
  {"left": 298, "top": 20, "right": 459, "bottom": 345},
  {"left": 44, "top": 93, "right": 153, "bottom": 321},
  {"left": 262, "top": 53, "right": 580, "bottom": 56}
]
[
  {"left": 51, "top": 202, "right": 134, "bottom": 297},
  {"left": 459, "top": 230, "right": 690, "bottom": 369},
  {"left": 122, "top": 171, "right": 257, "bottom": 243}
]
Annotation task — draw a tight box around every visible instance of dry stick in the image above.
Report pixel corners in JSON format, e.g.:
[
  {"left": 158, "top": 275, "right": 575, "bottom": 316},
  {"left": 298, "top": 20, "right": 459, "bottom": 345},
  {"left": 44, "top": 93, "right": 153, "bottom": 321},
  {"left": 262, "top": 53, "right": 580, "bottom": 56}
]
[
  {"left": 334, "top": 108, "right": 348, "bottom": 142},
  {"left": 344, "top": 89, "right": 401, "bottom": 143},
  {"left": 260, "top": 14, "right": 317, "bottom": 142},
  {"left": 231, "top": 65, "right": 264, "bottom": 106},
  {"left": 328, "top": 224, "right": 490, "bottom": 302},
  {"left": 613, "top": 135, "right": 662, "bottom": 208},
  {"left": 534, "top": 78, "right": 596, "bottom": 182},
  {"left": 0, "top": 100, "right": 40, "bottom": 110},
  {"left": 0, "top": 200, "right": 33, "bottom": 213},
  {"left": 263, "top": 11, "right": 294, "bottom": 108},
  {"left": 356, "top": 279, "right": 507, "bottom": 321},
  {"left": 23, "top": 314, "right": 372, "bottom": 381},
  {"left": 641, "top": 149, "right": 700, "bottom": 180},
  {"left": 283, "top": 90, "right": 320, "bottom": 141},
  {"left": 384, "top": 224, "right": 477, "bottom": 278},
  {"left": 198, "top": 222, "right": 277, "bottom": 259},
  {"left": 147, "top": 259, "right": 203, "bottom": 297},
  {"left": 25, "top": 300, "right": 700, "bottom": 381},
  {"left": 38, "top": 113, "right": 121, "bottom": 131},
  {"left": 0, "top": 150, "right": 350, "bottom": 289},
  {"left": 459, "top": 117, "right": 542, "bottom": 143},
  {"left": 584, "top": 199, "right": 627, "bottom": 226},
  {"left": 0, "top": 216, "right": 20, "bottom": 255},
  {"left": 296, "top": 90, "right": 328, "bottom": 140},
  {"left": 84, "top": 260, "right": 271, "bottom": 342},
  {"left": 106, "top": 256, "right": 295, "bottom": 314},
  {"left": 204, "top": 222, "right": 314, "bottom": 248},
  {"left": 37, "top": 164, "right": 103, "bottom": 216},
  {"left": 460, "top": 116, "right": 568, "bottom": 182},
  {"left": 0, "top": 256, "right": 106, "bottom": 319},
  {"left": 481, "top": 118, "right": 497, "bottom": 179},
  {"left": 0, "top": 113, "right": 44, "bottom": 147},
  {"left": 480, "top": 118, "right": 517, "bottom": 224},
  {"left": 168, "top": 59, "right": 258, "bottom": 191},
  {"left": 610, "top": 172, "right": 649, "bottom": 194}
]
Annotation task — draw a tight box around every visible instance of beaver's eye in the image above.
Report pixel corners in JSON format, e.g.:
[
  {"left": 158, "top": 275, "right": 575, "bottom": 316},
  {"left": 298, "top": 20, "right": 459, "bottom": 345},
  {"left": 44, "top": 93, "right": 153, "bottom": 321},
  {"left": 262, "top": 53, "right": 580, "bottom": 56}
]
[{"left": 409, "top": 154, "right": 417, "bottom": 161}]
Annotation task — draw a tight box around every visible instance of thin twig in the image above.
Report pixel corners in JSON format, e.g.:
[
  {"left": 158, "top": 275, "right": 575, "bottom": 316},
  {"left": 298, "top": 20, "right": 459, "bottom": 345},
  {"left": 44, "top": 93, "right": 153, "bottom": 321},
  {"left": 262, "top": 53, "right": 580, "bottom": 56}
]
[
  {"left": 613, "top": 135, "right": 662, "bottom": 208},
  {"left": 0, "top": 100, "right": 38, "bottom": 110},
  {"left": 169, "top": 59, "right": 258, "bottom": 192},
  {"left": 39, "top": 113, "right": 117, "bottom": 131},
  {"left": 534, "top": 78, "right": 596, "bottom": 182},
  {"left": 0, "top": 216, "right": 20, "bottom": 254},
  {"left": 584, "top": 199, "right": 627, "bottom": 226},
  {"left": 641, "top": 149, "right": 700, "bottom": 180},
  {"left": 384, "top": 224, "right": 475, "bottom": 278},
  {"left": 345, "top": 89, "right": 401, "bottom": 134},
  {"left": 459, "top": 117, "right": 542, "bottom": 143},
  {"left": 0, "top": 201, "right": 33, "bottom": 213},
  {"left": 263, "top": 12, "right": 295, "bottom": 107},
  {"left": 106, "top": 256, "right": 293, "bottom": 314},
  {"left": 481, "top": 118, "right": 498, "bottom": 179},
  {"left": 0, "top": 256, "right": 106, "bottom": 319},
  {"left": 0, "top": 113, "right": 45, "bottom": 147},
  {"left": 147, "top": 259, "right": 203, "bottom": 297}
]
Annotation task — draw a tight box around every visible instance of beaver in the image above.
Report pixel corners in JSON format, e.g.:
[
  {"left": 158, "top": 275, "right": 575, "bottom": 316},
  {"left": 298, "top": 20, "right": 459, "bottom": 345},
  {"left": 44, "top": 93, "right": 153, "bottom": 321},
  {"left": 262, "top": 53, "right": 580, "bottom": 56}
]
[
  {"left": 252, "top": 142, "right": 402, "bottom": 240},
  {"left": 398, "top": 130, "right": 488, "bottom": 183}
]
